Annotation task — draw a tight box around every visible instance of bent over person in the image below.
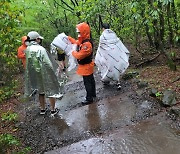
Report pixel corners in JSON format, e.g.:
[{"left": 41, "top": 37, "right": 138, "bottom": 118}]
[
  {"left": 68, "top": 22, "right": 96, "bottom": 105},
  {"left": 25, "top": 31, "right": 62, "bottom": 116}
]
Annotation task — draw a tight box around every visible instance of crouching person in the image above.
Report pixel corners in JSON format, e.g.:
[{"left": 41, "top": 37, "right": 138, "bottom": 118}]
[{"left": 25, "top": 31, "right": 63, "bottom": 116}]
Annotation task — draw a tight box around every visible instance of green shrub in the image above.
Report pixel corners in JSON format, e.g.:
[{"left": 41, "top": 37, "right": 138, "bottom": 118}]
[
  {"left": 0, "top": 80, "right": 18, "bottom": 103},
  {"left": 1, "top": 112, "right": 18, "bottom": 122},
  {"left": 0, "top": 134, "right": 19, "bottom": 153}
]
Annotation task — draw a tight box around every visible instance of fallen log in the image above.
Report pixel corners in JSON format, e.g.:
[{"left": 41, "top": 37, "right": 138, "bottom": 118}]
[{"left": 136, "top": 53, "right": 161, "bottom": 67}]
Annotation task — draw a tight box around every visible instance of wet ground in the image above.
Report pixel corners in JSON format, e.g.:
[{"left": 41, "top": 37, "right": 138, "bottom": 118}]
[{"left": 17, "top": 70, "right": 180, "bottom": 154}]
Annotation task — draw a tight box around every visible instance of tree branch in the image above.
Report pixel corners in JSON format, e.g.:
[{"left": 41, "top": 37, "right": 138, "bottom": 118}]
[
  {"left": 60, "top": 0, "right": 74, "bottom": 11},
  {"left": 70, "top": 0, "right": 76, "bottom": 7},
  {"left": 74, "top": 0, "right": 79, "bottom": 6},
  {"left": 54, "top": 0, "right": 74, "bottom": 13},
  {"left": 64, "top": 10, "right": 68, "bottom": 24}
]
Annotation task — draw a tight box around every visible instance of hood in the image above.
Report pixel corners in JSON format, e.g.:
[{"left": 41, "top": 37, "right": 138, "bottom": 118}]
[
  {"left": 76, "top": 22, "right": 90, "bottom": 43},
  {"left": 21, "top": 36, "right": 27, "bottom": 44}
]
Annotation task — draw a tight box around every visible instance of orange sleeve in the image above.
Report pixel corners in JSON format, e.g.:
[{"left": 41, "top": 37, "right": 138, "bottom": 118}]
[
  {"left": 17, "top": 46, "right": 25, "bottom": 59},
  {"left": 68, "top": 36, "right": 77, "bottom": 44},
  {"left": 68, "top": 36, "right": 81, "bottom": 45},
  {"left": 72, "top": 42, "right": 92, "bottom": 60}
]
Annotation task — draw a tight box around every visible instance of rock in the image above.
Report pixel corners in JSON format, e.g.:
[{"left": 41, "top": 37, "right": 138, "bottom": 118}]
[
  {"left": 122, "top": 71, "right": 139, "bottom": 80},
  {"left": 149, "top": 88, "right": 158, "bottom": 97},
  {"left": 162, "top": 90, "right": 177, "bottom": 106},
  {"left": 170, "top": 106, "right": 180, "bottom": 117},
  {"left": 137, "top": 81, "right": 148, "bottom": 89}
]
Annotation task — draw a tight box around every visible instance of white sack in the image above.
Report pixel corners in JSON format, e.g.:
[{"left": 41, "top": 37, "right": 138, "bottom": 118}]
[
  {"left": 95, "top": 29, "right": 130, "bottom": 81},
  {"left": 50, "top": 43, "right": 58, "bottom": 60},
  {"left": 51, "top": 33, "right": 77, "bottom": 71}
]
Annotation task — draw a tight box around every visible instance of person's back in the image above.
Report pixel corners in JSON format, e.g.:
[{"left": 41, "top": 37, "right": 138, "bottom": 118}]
[
  {"left": 95, "top": 23, "right": 130, "bottom": 88},
  {"left": 25, "top": 31, "right": 62, "bottom": 117},
  {"left": 25, "top": 38, "right": 60, "bottom": 97}
]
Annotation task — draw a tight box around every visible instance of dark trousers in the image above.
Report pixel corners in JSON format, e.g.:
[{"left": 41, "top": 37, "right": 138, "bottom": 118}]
[{"left": 83, "top": 74, "right": 96, "bottom": 101}]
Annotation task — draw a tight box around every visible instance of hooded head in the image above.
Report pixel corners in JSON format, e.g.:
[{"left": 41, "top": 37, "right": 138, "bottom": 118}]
[
  {"left": 21, "top": 36, "right": 27, "bottom": 45},
  {"left": 76, "top": 22, "right": 90, "bottom": 43}
]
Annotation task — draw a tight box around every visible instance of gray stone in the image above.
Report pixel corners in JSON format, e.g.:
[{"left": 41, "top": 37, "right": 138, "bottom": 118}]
[
  {"left": 162, "top": 90, "right": 177, "bottom": 106},
  {"left": 137, "top": 81, "right": 148, "bottom": 89}
]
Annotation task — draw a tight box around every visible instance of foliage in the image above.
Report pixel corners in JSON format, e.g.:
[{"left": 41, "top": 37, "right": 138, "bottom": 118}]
[
  {"left": 0, "top": 0, "right": 23, "bottom": 103},
  {"left": 12, "top": 0, "right": 78, "bottom": 48},
  {"left": 75, "top": 0, "right": 133, "bottom": 42},
  {"left": 1, "top": 112, "right": 18, "bottom": 122},
  {"left": 0, "top": 133, "right": 31, "bottom": 154},
  {"left": 155, "top": 91, "right": 163, "bottom": 98},
  {"left": 11, "top": 0, "right": 180, "bottom": 54},
  {"left": 0, "top": 80, "right": 18, "bottom": 103},
  {"left": 0, "top": 134, "right": 19, "bottom": 153},
  {"left": 16, "top": 147, "right": 32, "bottom": 154}
]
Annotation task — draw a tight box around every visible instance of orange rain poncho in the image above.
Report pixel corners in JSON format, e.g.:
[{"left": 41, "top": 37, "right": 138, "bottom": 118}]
[{"left": 17, "top": 36, "right": 27, "bottom": 68}]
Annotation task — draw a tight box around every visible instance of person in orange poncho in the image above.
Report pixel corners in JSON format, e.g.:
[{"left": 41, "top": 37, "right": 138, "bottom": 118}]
[
  {"left": 68, "top": 22, "right": 96, "bottom": 105},
  {"left": 17, "top": 36, "right": 27, "bottom": 68}
]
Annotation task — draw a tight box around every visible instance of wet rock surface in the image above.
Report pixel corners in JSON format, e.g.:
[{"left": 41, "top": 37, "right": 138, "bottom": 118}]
[{"left": 17, "top": 71, "right": 180, "bottom": 154}]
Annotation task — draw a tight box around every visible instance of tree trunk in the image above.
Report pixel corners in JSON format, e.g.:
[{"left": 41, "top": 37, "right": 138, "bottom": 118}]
[
  {"left": 140, "top": 4, "right": 154, "bottom": 47},
  {"left": 158, "top": 2, "right": 165, "bottom": 46},
  {"left": 167, "top": 3, "right": 173, "bottom": 46},
  {"left": 147, "top": 0, "right": 159, "bottom": 49},
  {"left": 98, "top": 14, "right": 103, "bottom": 35},
  {"left": 133, "top": 18, "right": 138, "bottom": 51},
  {"left": 171, "top": 0, "right": 179, "bottom": 33},
  {"left": 145, "top": 24, "right": 154, "bottom": 47},
  {"left": 153, "top": 20, "right": 160, "bottom": 49}
]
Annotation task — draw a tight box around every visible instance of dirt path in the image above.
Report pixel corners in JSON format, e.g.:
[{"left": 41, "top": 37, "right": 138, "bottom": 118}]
[{"left": 15, "top": 69, "right": 180, "bottom": 154}]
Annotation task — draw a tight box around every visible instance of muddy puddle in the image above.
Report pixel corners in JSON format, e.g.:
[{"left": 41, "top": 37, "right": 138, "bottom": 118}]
[
  {"left": 46, "top": 114, "right": 180, "bottom": 154},
  {"left": 53, "top": 94, "right": 136, "bottom": 138},
  {"left": 47, "top": 91, "right": 179, "bottom": 154}
]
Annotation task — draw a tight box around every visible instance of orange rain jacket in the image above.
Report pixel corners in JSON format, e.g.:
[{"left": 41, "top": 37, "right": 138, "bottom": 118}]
[
  {"left": 17, "top": 36, "right": 27, "bottom": 68},
  {"left": 68, "top": 22, "right": 94, "bottom": 76}
]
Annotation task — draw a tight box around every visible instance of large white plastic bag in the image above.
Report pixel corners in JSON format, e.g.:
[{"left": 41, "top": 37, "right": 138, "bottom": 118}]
[
  {"left": 95, "top": 29, "right": 129, "bottom": 81},
  {"left": 66, "top": 44, "right": 77, "bottom": 71},
  {"left": 51, "top": 33, "right": 77, "bottom": 71}
]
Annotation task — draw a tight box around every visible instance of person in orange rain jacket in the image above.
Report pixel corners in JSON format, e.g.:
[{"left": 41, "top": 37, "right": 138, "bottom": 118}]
[
  {"left": 17, "top": 36, "right": 27, "bottom": 68},
  {"left": 68, "top": 22, "right": 96, "bottom": 105}
]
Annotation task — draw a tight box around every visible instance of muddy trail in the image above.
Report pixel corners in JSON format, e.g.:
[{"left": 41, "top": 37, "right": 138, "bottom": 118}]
[{"left": 16, "top": 70, "right": 180, "bottom": 154}]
